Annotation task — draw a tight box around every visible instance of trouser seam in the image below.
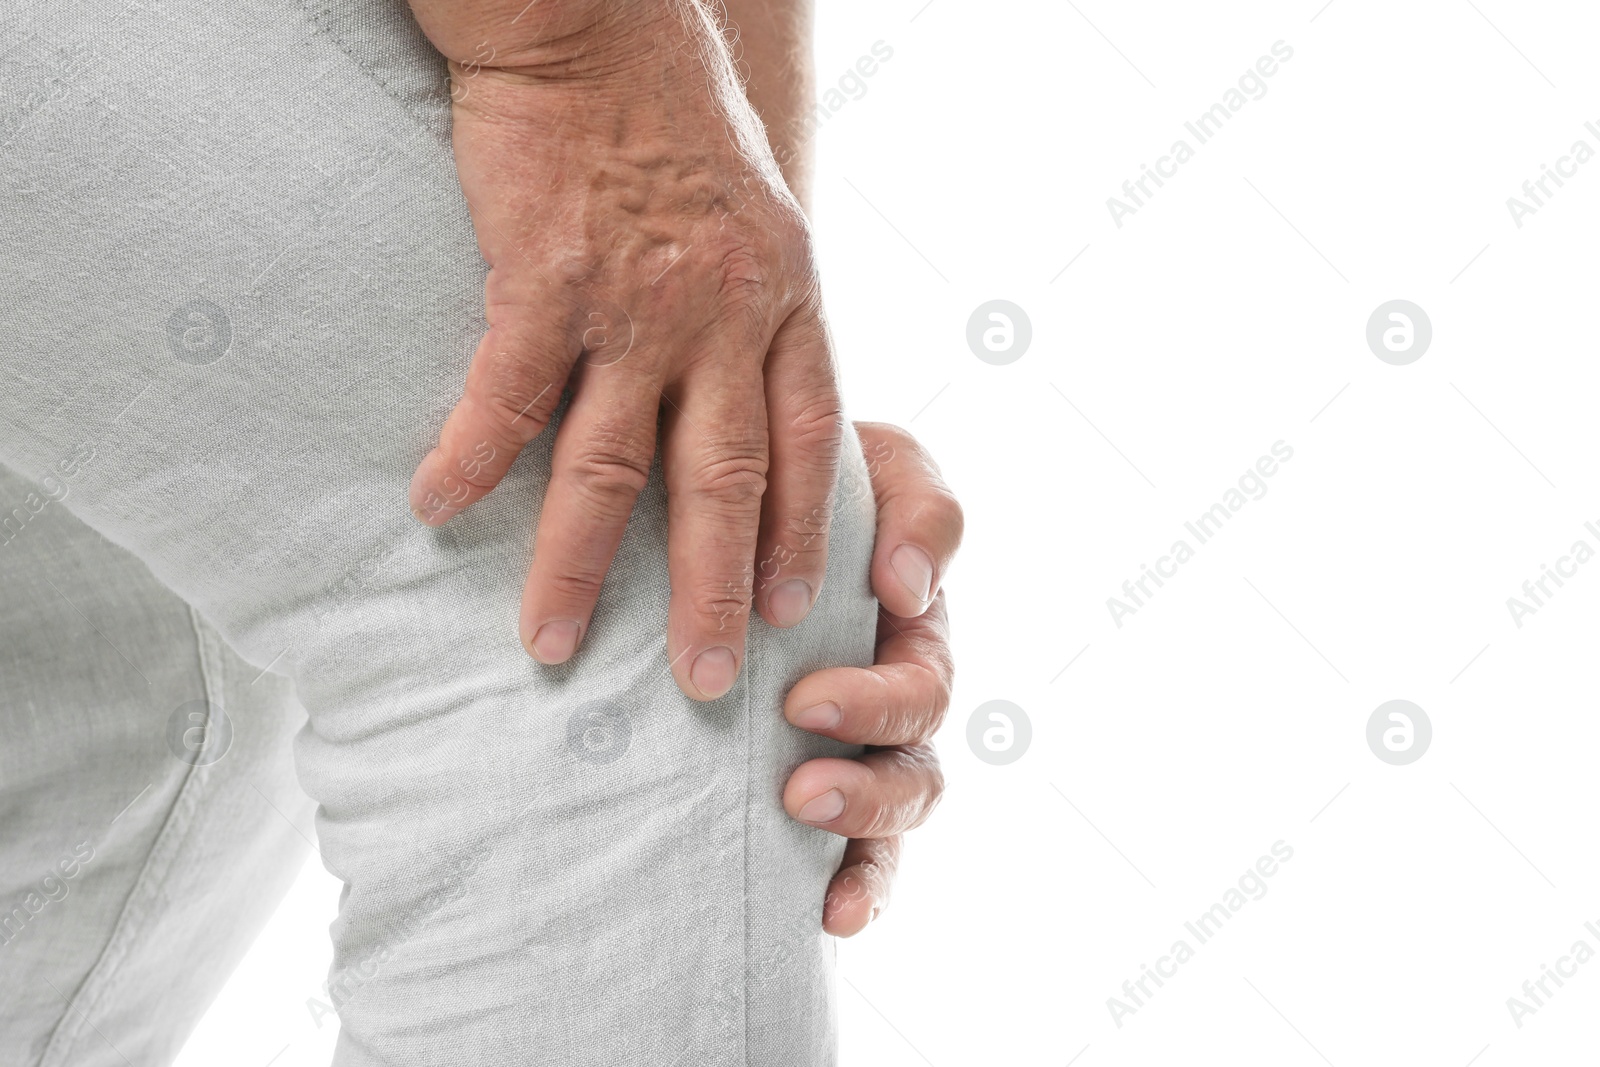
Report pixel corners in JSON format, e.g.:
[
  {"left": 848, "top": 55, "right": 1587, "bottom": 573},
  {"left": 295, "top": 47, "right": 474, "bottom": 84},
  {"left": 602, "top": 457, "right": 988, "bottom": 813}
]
[
  {"left": 740, "top": 649, "right": 753, "bottom": 1067},
  {"left": 292, "top": 0, "right": 450, "bottom": 146},
  {"left": 35, "top": 605, "right": 225, "bottom": 1067}
]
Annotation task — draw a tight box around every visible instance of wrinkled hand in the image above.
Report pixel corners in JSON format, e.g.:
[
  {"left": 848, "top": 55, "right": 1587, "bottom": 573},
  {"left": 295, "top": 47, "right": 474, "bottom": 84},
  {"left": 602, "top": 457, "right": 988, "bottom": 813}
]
[
  {"left": 782, "top": 423, "right": 962, "bottom": 936},
  {"left": 405, "top": 1, "right": 843, "bottom": 701}
]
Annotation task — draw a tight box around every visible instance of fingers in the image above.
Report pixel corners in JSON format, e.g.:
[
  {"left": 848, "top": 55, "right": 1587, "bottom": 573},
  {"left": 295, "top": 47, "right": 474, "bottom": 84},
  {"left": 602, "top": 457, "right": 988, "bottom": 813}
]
[
  {"left": 784, "top": 594, "right": 952, "bottom": 746},
  {"left": 518, "top": 363, "right": 662, "bottom": 663},
  {"left": 410, "top": 303, "right": 576, "bottom": 525},
  {"left": 662, "top": 350, "right": 769, "bottom": 701},
  {"left": 782, "top": 742, "right": 944, "bottom": 839},
  {"left": 854, "top": 421, "right": 964, "bottom": 619},
  {"left": 755, "top": 302, "right": 843, "bottom": 629},
  {"left": 823, "top": 835, "right": 901, "bottom": 937}
]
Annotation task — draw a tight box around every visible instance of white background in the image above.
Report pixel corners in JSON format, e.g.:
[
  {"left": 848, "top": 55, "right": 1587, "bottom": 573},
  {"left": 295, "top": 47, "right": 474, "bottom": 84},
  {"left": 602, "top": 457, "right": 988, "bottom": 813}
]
[{"left": 181, "top": 1, "right": 1600, "bottom": 1064}]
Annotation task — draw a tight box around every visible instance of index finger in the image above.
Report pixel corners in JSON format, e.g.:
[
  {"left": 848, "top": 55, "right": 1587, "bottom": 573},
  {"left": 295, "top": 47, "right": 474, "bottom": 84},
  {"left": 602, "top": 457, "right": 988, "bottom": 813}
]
[{"left": 409, "top": 307, "right": 575, "bottom": 525}]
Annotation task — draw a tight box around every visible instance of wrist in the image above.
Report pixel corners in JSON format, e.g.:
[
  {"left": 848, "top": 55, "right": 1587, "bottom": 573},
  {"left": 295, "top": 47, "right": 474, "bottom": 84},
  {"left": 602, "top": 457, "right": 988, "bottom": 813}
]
[{"left": 410, "top": 0, "right": 688, "bottom": 80}]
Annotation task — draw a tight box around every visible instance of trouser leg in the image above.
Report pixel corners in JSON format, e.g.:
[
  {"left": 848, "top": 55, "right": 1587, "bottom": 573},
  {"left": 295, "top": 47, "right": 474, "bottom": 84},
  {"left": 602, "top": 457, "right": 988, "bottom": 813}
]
[
  {"left": 1, "top": 2, "right": 878, "bottom": 1063},
  {"left": 0, "top": 464, "right": 310, "bottom": 1067}
]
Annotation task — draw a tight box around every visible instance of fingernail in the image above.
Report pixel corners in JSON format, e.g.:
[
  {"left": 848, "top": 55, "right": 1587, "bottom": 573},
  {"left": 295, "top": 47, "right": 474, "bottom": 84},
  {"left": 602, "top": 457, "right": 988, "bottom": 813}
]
[
  {"left": 798, "top": 788, "right": 846, "bottom": 825},
  {"left": 690, "top": 645, "right": 738, "bottom": 699},
  {"left": 890, "top": 544, "right": 934, "bottom": 606},
  {"left": 767, "top": 579, "right": 813, "bottom": 628},
  {"left": 529, "top": 620, "right": 580, "bottom": 664},
  {"left": 414, "top": 499, "right": 463, "bottom": 527},
  {"left": 791, "top": 702, "right": 842, "bottom": 732}
]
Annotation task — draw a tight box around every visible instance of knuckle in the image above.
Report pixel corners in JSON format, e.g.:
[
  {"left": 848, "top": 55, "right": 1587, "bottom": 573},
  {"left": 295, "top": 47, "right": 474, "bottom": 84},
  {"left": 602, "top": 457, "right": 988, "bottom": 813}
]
[
  {"left": 473, "top": 403, "right": 544, "bottom": 457},
  {"left": 690, "top": 577, "right": 753, "bottom": 633},
  {"left": 478, "top": 353, "right": 565, "bottom": 434},
  {"left": 928, "top": 668, "right": 954, "bottom": 727},
  {"left": 857, "top": 420, "right": 916, "bottom": 456},
  {"left": 853, "top": 792, "right": 895, "bottom": 839},
  {"left": 479, "top": 392, "right": 553, "bottom": 450},
  {"left": 859, "top": 852, "right": 895, "bottom": 897},
  {"left": 762, "top": 206, "right": 816, "bottom": 270},
  {"left": 884, "top": 745, "right": 945, "bottom": 832},
  {"left": 914, "top": 743, "right": 946, "bottom": 809},
  {"left": 542, "top": 567, "right": 605, "bottom": 604},
  {"left": 928, "top": 765, "right": 947, "bottom": 811},
  {"left": 566, "top": 428, "right": 653, "bottom": 508},
  {"left": 712, "top": 239, "right": 771, "bottom": 299},
  {"left": 784, "top": 394, "right": 845, "bottom": 458},
  {"left": 935, "top": 489, "right": 966, "bottom": 535},
  {"left": 895, "top": 664, "right": 948, "bottom": 743},
  {"left": 690, "top": 451, "right": 769, "bottom": 511},
  {"left": 568, "top": 454, "right": 651, "bottom": 509},
  {"left": 917, "top": 488, "right": 965, "bottom": 548},
  {"left": 864, "top": 673, "right": 899, "bottom": 741},
  {"left": 708, "top": 241, "right": 780, "bottom": 338}
]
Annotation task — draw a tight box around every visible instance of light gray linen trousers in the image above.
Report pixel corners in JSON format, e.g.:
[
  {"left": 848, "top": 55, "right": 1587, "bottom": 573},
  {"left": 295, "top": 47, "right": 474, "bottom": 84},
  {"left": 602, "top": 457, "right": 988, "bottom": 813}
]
[{"left": 0, "top": 1, "right": 879, "bottom": 1064}]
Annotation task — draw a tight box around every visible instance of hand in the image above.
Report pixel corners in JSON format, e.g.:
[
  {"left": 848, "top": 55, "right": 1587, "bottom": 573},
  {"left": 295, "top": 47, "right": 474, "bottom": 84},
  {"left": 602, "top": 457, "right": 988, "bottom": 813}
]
[
  {"left": 403, "top": 1, "right": 844, "bottom": 701},
  {"left": 781, "top": 423, "right": 962, "bottom": 936}
]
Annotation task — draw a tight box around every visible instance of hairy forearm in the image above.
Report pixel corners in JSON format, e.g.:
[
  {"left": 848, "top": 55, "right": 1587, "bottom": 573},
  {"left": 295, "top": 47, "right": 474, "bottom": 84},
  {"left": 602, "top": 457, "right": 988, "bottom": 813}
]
[
  {"left": 405, "top": 0, "right": 817, "bottom": 209},
  {"left": 722, "top": 0, "right": 816, "bottom": 209}
]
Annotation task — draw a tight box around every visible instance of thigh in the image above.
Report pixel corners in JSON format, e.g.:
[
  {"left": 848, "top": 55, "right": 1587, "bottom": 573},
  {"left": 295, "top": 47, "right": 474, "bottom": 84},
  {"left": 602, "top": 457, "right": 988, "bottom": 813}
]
[
  {"left": 0, "top": 3, "right": 878, "bottom": 1065},
  {"left": 0, "top": 464, "right": 309, "bottom": 1067}
]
